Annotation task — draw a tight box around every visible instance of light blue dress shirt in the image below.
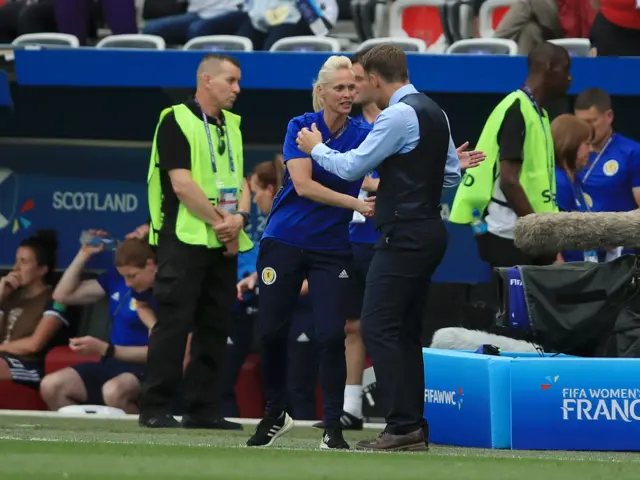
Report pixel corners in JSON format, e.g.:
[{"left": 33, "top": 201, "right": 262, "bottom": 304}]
[{"left": 310, "top": 84, "right": 461, "bottom": 187}]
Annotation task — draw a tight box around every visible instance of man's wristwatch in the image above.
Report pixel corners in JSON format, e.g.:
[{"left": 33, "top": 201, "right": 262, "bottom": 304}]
[
  {"left": 103, "top": 343, "right": 115, "bottom": 359},
  {"left": 238, "top": 211, "right": 251, "bottom": 228}
]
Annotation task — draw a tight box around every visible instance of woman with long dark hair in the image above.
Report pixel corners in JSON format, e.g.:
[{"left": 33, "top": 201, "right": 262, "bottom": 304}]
[{"left": 0, "top": 231, "right": 70, "bottom": 387}]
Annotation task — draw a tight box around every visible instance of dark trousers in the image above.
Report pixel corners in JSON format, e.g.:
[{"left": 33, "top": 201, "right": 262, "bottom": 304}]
[
  {"left": 590, "top": 13, "right": 640, "bottom": 57},
  {"left": 55, "top": 0, "right": 137, "bottom": 44},
  {"left": 0, "top": 1, "right": 56, "bottom": 43},
  {"left": 361, "top": 220, "right": 448, "bottom": 435},
  {"left": 220, "top": 298, "right": 319, "bottom": 420},
  {"left": 257, "top": 238, "right": 350, "bottom": 427},
  {"left": 140, "top": 234, "right": 237, "bottom": 416},
  {"left": 142, "top": 11, "right": 247, "bottom": 45},
  {"left": 235, "top": 18, "right": 313, "bottom": 51}
]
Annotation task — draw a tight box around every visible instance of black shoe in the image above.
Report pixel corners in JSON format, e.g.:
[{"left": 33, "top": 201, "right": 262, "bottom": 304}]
[
  {"left": 181, "top": 415, "right": 243, "bottom": 430},
  {"left": 246, "top": 412, "right": 294, "bottom": 447},
  {"left": 139, "top": 412, "right": 180, "bottom": 428},
  {"left": 320, "top": 427, "right": 350, "bottom": 449},
  {"left": 313, "top": 411, "right": 364, "bottom": 431}
]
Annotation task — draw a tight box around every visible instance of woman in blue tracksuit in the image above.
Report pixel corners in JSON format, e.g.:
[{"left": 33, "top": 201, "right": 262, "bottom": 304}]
[
  {"left": 552, "top": 114, "right": 596, "bottom": 262},
  {"left": 225, "top": 160, "right": 320, "bottom": 420},
  {"left": 246, "top": 55, "right": 373, "bottom": 450}
]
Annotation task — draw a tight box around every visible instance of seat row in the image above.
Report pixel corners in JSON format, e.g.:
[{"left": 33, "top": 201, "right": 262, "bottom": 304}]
[{"left": 9, "top": 33, "right": 595, "bottom": 57}]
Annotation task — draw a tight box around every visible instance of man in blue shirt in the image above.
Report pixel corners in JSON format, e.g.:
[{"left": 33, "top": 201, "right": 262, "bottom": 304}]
[
  {"left": 574, "top": 88, "right": 640, "bottom": 214},
  {"left": 297, "top": 44, "right": 456, "bottom": 452}
]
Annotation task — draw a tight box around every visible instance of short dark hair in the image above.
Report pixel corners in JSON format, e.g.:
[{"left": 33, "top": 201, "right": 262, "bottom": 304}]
[
  {"left": 527, "top": 42, "right": 569, "bottom": 74},
  {"left": 574, "top": 88, "right": 612, "bottom": 113},
  {"left": 19, "top": 230, "right": 58, "bottom": 285},
  {"left": 360, "top": 44, "right": 408, "bottom": 83},
  {"left": 201, "top": 53, "right": 241, "bottom": 69},
  {"left": 350, "top": 46, "right": 374, "bottom": 66}
]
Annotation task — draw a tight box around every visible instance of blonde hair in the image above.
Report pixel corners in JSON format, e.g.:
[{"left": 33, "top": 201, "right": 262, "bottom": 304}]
[{"left": 312, "top": 55, "right": 353, "bottom": 113}]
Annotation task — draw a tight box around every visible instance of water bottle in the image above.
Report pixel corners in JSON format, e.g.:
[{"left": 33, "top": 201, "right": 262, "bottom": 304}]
[
  {"left": 79, "top": 230, "right": 119, "bottom": 252},
  {"left": 470, "top": 209, "right": 488, "bottom": 236},
  {"left": 583, "top": 250, "right": 599, "bottom": 263},
  {"left": 295, "top": 0, "right": 329, "bottom": 36}
]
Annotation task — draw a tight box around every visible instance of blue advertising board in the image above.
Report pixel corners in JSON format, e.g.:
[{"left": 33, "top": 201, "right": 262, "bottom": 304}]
[
  {"left": 422, "top": 348, "right": 511, "bottom": 448},
  {"left": 0, "top": 169, "right": 147, "bottom": 271},
  {"left": 511, "top": 357, "right": 640, "bottom": 451}
]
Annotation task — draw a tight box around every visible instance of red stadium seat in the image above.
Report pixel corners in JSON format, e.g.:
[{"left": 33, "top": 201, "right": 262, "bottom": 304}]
[
  {"left": 0, "top": 381, "right": 47, "bottom": 410},
  {"left": 402, "top": 6, "right": 444, "bottom": 45},
  {"left": 235, "top": 354, "right": 266, "bottom": 419},
  {"left": 492, "top": 6, "right": 510, "bottom": 29},
  {"left": 45, "top": 346, "right": 100, "bottom": 375}
]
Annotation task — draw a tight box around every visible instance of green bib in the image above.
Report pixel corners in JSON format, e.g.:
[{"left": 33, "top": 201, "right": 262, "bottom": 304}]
[
  {"left": 147, "top": 104, "right": 253, "bottom": 252},
  {"left": 449, "top": 90, "right": 558, "bottom": 225}
]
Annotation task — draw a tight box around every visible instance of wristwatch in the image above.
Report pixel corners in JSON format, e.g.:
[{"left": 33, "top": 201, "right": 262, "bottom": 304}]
[{"left": 238, "top": 211, "right": 250, "bottom": 228}]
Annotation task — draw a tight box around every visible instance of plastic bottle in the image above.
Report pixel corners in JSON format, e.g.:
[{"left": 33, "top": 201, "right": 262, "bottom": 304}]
[
  {"left": 295, "top": 0, "right": 329, "bottom": 36},
  {"left": 79, "top": 230, "right": 119, "bottom": 252},
  {"left": 470, "top": 209, "right": 488, "bottom": 236}
]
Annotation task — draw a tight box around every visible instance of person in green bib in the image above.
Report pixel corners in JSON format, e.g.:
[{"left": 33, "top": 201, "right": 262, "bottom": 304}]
[
  {"left": 139, "top": 54, "right": 253, "bottom": 429},
  {"left": 450, "top": 42, "right": 571, "bottom": 268}
]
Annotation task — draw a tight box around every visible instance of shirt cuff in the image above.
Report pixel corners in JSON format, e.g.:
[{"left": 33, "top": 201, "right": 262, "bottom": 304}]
[{"left": 310, "top": 143, "right": 331, "bottom": 162}]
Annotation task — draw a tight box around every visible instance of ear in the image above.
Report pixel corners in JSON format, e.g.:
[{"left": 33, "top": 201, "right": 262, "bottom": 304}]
[{"left": 605, "top": 109, "right": 614, "bottom": 124}]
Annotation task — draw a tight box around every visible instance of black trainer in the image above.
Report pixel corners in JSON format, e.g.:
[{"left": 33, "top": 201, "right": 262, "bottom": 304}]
[
  {"left": 320, "top": 427, "right": 350, "bottom": 449},
  {"left": 138, "top": 413, "right": 180, "bottom": 428},
  {"left": 246, "top": 412, "right": 294, "bottom": 447},
  {"left": 181, "top": 415, "right": 243, "bottom": 430},
  {"left": 313, "top": 411, "right": 364, "bottom": 431}
]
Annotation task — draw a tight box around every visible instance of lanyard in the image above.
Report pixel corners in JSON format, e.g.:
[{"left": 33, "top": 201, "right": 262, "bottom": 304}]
[
  {"left": 194, "top": 99, "right": 235, "bottom": 175},
  {"left": 581, "top": 135, "right": 613, "bottom": 185},
  {"left": 324, "top": 121, "right": 347, "bottom": 145},
  {"left": 520, "top": 86, "right": 554, "bottom": 204},
  {"left": 571, "top": 178, "right": 590, "bottom": 212}
]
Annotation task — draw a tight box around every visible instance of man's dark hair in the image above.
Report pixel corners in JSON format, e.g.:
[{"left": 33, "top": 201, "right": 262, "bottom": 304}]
[
  {"left": 527, "top": 42, "right": 569, "bottom": 74},
  {"left": 201, "top": 53, "right": 241, "bottom": 69},
  {"left": 360, "top": 44, "right": 409, "bottom": 83},
  {"left": 574, "top": 88, "right": 612, "bottom": 113},
  {"left": 350, "top": 46, "right": 375, "bottom": 66}
]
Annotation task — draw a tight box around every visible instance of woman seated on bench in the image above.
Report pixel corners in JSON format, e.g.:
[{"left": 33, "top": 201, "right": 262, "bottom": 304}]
[{"left": 0, "top": 231, "right": 70, "bottom": 388}]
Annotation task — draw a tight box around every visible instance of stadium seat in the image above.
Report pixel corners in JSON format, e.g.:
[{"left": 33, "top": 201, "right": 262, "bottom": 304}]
[
  {"left": 269, "top": 36, "right": 342, "bottom": 52},
  {"left": 96, "top": 34, "right": 166, "bottom": 50},
  {"left": 388, "top": 0, "right": 446, "bottom": 47},
  {"left": 357, "top": 36, "right": 428, "bottom": 52},
  {"left": 0, "top": 382, "right": 47, "bottom": 410},
  {"left": 447, "top": 38, "right": 518, "bottom": 55},
  {"left": 549, "top": 38, "right": 595, "bottom": 57},
  {"left": 478, "top": 0, "right": 516, "bottom": 38},
  {"left": 234, "top": 354, "right": 265, "bottom": 418},
  {"left": 183, "top": 35, "right": 253, "bottom": 51},
  {"left": 11, "top": 33, "right": 80, "bottom": 48},
  {"left": 45, "top": 346, "right": 100, "bottom": 375}
]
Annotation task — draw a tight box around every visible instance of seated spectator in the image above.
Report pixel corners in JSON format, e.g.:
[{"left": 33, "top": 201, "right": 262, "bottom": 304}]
[
  {"left": 494, "top": 0, "right": 564, "bottom": 54},
  {"left": 40, "top": 234, "right": 157, "bottom": 414},
  {"left": 235, "top": 0, "right": 338, "bottom": 51},
  {"left": 142, "top": 0, "right": 247, "bottom": 46},
  {"left": 0, "top": 0, "right": 56, "bottom": 43},
  {"left": 54, "top": 0, "right": 137, "bottom": 45},
  {"left": 589, "top": 0, "right": 640, "bottom": 56},
  {"left": 552, "top": 114, "right": 595, "bottom": 262},
  {"left": 0, "top": 231, "right": 70, "bottom": 388}
]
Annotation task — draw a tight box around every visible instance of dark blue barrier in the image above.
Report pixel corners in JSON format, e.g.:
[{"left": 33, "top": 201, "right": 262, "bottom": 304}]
[
  {"left": 0, "top": 70, "right": 11, "bottom": 107},
  {"left": 13, "top": 49, "right": 640, "bottom": 94},
  {"left": 0, "top": 164, "right": 491, "bottom": 283}
]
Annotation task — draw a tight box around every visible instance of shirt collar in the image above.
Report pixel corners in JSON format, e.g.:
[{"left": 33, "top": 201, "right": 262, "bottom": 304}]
[{"left": 389, "top": 84, "right": 418, "bottom": 106}]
